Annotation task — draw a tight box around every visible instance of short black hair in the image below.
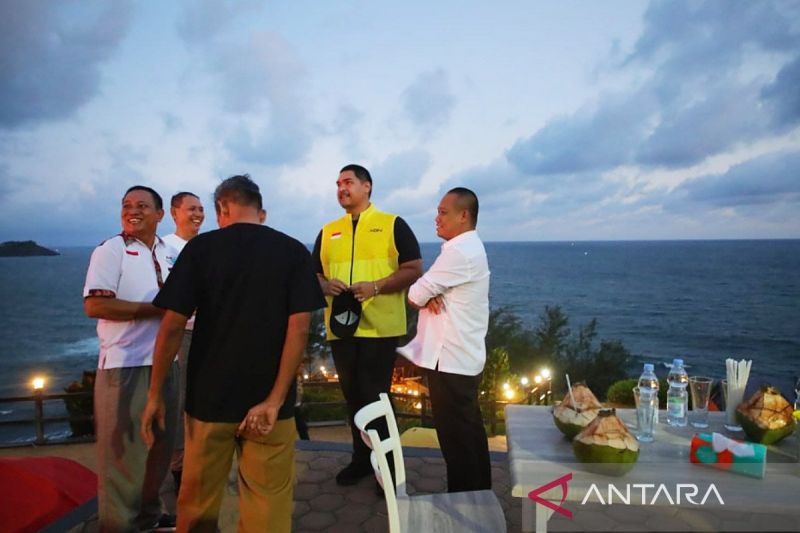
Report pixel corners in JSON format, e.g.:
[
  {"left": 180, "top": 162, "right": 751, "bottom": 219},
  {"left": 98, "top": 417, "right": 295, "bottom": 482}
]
[
  {"left": 171, "top": 191, "right": 199, "bottom": 209},
  {"left": 124, "top": 186, "right": 163, "bottom": 210},
  {"left": 340, "top": 164, "right": 372, "bottom": 198},
  {"left": 447, "top": 187, "right": 479, "bottom": 226},
  {"left": 214, "top": 174, "right": 262, "bottom": 212}
]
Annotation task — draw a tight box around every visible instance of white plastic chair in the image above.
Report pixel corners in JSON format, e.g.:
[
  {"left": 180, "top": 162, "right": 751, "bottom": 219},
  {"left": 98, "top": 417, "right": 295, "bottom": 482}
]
[{"left": 354, "top": 393, "right": 507, "bottom": 533}]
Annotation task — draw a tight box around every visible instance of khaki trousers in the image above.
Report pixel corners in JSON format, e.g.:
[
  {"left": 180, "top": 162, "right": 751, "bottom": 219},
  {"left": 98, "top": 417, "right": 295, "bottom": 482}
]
[
  {"left": 178, "top": 416, "right": 296, "bottom": 533},
  {"left": 95, "top": 364, "right": 178, "bottom": 532}
]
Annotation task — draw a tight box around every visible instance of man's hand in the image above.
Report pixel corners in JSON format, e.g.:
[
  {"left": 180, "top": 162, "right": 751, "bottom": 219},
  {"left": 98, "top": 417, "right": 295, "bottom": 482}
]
[
  {"left": 140, "top": 395, "right": 166, "bottom": 449},
  {"left": 424, "top": 295, "right": 446, "bottom": 314},
  {"left": 350, "top": 281, "right": 378, "bottom": 302},
  {"left": 237, "top": 400, "right": 280, "bottom": 438},
  {"left": 321, "top": 277, "right": 348, "bottom": 297}
]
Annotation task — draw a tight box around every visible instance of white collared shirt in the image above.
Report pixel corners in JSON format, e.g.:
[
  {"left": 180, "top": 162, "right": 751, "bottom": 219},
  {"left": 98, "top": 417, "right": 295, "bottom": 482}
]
[
  {"left": 162, "top": 233, "right": 195, "bottom": 330},
  {"left": 83, "top": 234, "right": 177, "bottom": 369},
  {"left": 398, "top": 230, "right": 490, "bottom": 376}
]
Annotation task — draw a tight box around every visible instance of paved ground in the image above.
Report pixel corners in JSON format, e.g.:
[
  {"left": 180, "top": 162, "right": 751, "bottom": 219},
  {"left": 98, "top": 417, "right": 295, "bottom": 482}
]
[{"left": 2, "top": 425, "right": 799, "bottom": 532}]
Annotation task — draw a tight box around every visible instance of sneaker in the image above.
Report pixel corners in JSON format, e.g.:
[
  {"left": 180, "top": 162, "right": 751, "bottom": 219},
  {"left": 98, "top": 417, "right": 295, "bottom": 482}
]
[
  {"left": 147, "top": 513, "right": 177, "bottom": 532},
  {"left": 335, "top": 462, "right": 373, "bottom": 486}
]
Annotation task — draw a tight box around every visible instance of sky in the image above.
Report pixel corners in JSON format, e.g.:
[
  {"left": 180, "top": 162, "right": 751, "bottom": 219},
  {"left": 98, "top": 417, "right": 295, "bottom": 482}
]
[{"left": 0, "top": 0, "right": 798, "bottom": 246}]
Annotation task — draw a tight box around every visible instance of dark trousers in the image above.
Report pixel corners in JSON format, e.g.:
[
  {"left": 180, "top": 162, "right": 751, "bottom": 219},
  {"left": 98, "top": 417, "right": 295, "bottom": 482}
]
[
  {"left": 427, "top": 368, "right": 491, "bottom": 492},
  {"left": 331, "top": 337, "right": 398, "bottom": 466}
]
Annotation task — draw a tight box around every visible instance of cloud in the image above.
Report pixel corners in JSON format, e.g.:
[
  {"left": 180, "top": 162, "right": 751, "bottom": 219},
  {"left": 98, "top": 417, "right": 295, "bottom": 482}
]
[
  {"left": 507, "top": 93, "right": 655, "bottom": 175},
  {"left": 670, "top": 149, "right": 800, "bottom": 208},
  {"left": 401, "top": 69, "right": 456, "bottom": 138},
  {"left": 0, "top": 0, "right": 132, "bottom": 129},
  {"left": 161, "top": 113, "right": 183, "bottom": 133},
  {"left": 507, "top": 0, "right": 800, "bottom": 178},
  {"left": 179, "top": 21, "right": 314, "bottom": 167},
  {"left": 761, "top": 55, "right": 800, "bottom": 128},
  {"left": 176, "top": 0, "right": 262, "bottom": 45},
  {"left": 372, "top": 150, "right": 432, "bottom": 191}
]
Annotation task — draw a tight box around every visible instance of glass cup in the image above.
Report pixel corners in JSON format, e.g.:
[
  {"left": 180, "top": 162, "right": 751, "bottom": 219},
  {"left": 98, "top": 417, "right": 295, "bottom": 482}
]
[
  {"left": 633, "top": 386, "right": 656, "bottom": 443},
  {"left": 688, "top": 376, "right": 713, "bottom": 428},
  {"left": 722, "top": 378, "right": 744, "bottom": 432}
]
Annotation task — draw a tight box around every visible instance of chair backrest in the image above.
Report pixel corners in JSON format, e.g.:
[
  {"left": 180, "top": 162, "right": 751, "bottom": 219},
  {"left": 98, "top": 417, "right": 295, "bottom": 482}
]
[{"left": 354, "top": 393, "right": 407, "bottom": 533}]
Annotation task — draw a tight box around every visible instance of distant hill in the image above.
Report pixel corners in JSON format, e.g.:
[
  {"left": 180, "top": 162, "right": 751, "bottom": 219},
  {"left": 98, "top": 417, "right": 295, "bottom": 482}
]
[{"left": 0, "top": 240, "right": 59, "bottom": 257}]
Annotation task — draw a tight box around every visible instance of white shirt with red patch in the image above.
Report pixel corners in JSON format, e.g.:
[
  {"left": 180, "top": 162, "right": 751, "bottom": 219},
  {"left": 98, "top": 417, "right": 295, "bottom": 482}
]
[{"left": 83, "top": 234, "right": 177, "bottom": 369}]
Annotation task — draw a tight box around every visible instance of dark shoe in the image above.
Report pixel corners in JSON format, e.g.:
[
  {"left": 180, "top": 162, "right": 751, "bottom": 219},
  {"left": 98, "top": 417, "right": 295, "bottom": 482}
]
[
  {"left": 335, "top": 462, "right": 373, "bottom": 486},
  {"left": 147, "top": 513, "right": 176, "bottom": 532}
]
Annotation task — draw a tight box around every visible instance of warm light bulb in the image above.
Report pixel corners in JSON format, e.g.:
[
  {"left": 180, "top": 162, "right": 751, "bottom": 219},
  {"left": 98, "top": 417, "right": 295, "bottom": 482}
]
[
  {"left": 541, "top": 368, "right": 551, "bottom": 380},
  {"left": 320, "top": 366, "right": 326, "bottom": 372},
  {"left": 504, "top": 389, "right": 515, "bottom": 400},
  {"left": 520, "top": 376, "right": 529, "bottom": 386},
  {"left": 534, "top": 375, "right": 543, "bottom": 384},
  {"left": 32, "top": 377, "right": 45, "bottom": 391},
  {"left": 414, "top": 402, "right": 422, "bottom": 409},
  {"left": 303, "top": 373, "right": 309, "bottom": 380},
  {"left": 502, "top": 382, "right": 510, "bottom": 390}
]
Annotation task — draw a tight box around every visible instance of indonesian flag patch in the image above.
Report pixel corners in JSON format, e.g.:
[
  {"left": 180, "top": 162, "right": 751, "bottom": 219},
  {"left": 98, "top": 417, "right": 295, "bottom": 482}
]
[{"left": 331, "top": 232, "right": 342, "bottom": 240}]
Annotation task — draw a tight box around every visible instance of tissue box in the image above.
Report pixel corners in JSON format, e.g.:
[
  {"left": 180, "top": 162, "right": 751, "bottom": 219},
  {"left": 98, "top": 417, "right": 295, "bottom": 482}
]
[{"left": 690, "top": 432, "right": 766, "bottom": 479}]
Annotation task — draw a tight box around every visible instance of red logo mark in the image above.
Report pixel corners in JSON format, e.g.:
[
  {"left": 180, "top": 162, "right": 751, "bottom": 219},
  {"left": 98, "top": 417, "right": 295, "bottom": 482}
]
[
  {"left": 125, "top": 250, "right": 139, "bottom": 256},
  {"left": 528, "top": 473, "right": 572, "bottom": 518}
]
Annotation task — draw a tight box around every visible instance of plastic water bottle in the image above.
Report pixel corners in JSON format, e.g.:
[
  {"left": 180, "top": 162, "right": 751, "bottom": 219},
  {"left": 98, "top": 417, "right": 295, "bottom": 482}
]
[
  {"left": 666, "top": 358, "right": 689, "bottom": 427},
  {"left": 636, "top": 363, "right": 659, "bottom": 441}
]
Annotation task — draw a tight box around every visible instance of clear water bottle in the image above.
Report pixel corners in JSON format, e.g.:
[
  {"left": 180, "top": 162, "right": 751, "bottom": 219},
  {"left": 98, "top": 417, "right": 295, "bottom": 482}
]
[
  {"left": 636, "top": 363, "right": 659, "bottom": 442},
  {"left": 666, "top": 358, "right": 689, "bottom": 427}
]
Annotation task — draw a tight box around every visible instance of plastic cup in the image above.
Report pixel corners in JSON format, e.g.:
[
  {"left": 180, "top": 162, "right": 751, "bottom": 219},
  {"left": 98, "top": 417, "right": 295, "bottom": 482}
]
[
  {"left": 688, "top": 376, "right": 713, "bottom": 428},
  {"left": 722, "top": 378, "right": 743, "bottom": 432},
  {"left": 633, "top": 386, "right": 656, "bottom": 443}
]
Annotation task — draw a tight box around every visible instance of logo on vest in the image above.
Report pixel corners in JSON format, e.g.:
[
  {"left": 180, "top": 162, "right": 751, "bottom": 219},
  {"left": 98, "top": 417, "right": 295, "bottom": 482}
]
[
  {"left": 368, "top": 228, "right": 383, "bottom": 233},
  {"left": 331, "top": 232, "right": 342, "bottom": 239}
]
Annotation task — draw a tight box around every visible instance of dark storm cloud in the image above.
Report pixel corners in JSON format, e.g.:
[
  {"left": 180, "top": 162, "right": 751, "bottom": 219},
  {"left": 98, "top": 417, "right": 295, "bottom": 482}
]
[
  {"left": 401, "top": 69, "right": 456, "bottom": 139},
  {"left": 671, "top": 150, "right": 800, "bottom": 208},
  {"left": 506, "top": 0, "right": 800, "bottom": 176},
  {"left": 0, "top": 0, "right": 132, "bottom": 128}
]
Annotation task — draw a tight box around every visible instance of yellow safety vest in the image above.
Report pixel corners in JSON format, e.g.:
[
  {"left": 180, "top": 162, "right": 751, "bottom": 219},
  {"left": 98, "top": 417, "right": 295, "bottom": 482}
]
[{"left": 320, "top": 204, "right": 407, "bottom": 340}]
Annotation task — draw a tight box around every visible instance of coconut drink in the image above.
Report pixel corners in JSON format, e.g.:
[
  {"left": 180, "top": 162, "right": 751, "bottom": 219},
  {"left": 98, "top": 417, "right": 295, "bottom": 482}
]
[
  {"left": 573, "top": 408, "right": 640, "bottom": 476},
  {"left": 552, "top": 383, "right": 602, "bottom": 438},
  {"left": 736, "top": 385, "right": 796, "bottom": 445}
]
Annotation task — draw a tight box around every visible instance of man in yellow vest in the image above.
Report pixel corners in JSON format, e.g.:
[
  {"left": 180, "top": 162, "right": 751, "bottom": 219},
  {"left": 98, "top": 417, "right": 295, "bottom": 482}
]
[{"left": 313, "top": 164, "right": 422, "bottom": 486}]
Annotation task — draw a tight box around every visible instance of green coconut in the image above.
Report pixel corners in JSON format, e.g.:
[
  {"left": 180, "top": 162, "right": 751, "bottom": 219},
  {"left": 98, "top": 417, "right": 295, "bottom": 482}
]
[
  {"left": 572, "top": 408, "right": 639, "bottom": 476},
  {"left": 552, "top": 383, "right": 603, "bottom": 438},
  {"left": 736, "top": 385, "right": 796, "bottom": 445}
]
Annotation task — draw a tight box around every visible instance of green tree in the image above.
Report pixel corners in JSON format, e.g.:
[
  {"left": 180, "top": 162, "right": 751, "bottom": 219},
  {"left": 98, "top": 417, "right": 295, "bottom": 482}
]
[
  {"left": 551, "top": 318, "right": 632, "bottom": 399},
  {"left": 480, "top": 347, "right": 513, "bottom": 402},
  {"left": 485, "top": 307, "right": 538, "bottom": 375}
]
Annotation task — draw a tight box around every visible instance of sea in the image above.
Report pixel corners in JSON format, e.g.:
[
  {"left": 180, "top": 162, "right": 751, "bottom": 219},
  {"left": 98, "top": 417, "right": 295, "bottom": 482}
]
[{"left": 1, "top": 240, "right": 798, "bottom": 441}]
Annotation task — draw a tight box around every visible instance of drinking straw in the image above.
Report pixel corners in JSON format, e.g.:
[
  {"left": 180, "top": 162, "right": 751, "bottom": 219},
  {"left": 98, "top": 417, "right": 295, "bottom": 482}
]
[{"left": 566, "top": 373, "right": 578, "bottom": 411}]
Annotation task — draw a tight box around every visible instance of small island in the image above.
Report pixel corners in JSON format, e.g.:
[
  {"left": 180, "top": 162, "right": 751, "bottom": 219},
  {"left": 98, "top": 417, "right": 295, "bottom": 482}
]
[{"left": 0, "top": 240, "right": 59, "bottom": 257}]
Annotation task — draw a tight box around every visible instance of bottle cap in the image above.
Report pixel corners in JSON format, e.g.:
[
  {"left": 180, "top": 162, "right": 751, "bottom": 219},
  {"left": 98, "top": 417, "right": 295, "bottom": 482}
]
[
  {"left": 672, "top": 358, "right": 684, "bottom": 367},
  {"left": 644, "top": 363, "right": 654, "bottom": 372}
]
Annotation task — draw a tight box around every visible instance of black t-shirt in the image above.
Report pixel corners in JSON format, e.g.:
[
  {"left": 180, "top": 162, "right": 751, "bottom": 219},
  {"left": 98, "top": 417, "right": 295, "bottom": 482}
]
[
  {"left": 311, "top": 216, "right": 421, "bottom": 275},
  {"left": 154, "top": 223, "right": 325, "bottom": 423}
]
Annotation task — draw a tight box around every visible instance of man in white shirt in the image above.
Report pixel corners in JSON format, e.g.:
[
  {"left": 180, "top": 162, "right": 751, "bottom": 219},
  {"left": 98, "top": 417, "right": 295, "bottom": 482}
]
[
  {"left": 162, "top": 191, "right": 205, "bottom": 496},
  {"left": 83, "top": 185, "right": 179, "bottom": 531},
  {"left": 398, "top": 187, "right": 491, "bottom": 492}
]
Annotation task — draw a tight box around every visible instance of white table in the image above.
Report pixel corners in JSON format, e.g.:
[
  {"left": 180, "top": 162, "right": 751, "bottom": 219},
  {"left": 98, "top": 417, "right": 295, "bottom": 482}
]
[{"left": 505, "top": 405, "right": 800, "bottom": 532}]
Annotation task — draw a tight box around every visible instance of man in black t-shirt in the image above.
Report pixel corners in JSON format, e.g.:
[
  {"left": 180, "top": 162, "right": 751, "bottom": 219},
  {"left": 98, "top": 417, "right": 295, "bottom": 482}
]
[
  {"left": 312, "top": 164, "right": 422, "bottom": 486},
  {"left": 142, "top": 175, "right": 324, "bottom": 533}
]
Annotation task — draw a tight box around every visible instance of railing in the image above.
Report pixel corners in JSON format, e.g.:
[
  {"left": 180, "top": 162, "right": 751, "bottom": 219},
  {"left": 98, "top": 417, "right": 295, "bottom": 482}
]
[
  {"left": 0, "top": 381, "right": 550, "bottom": 446},
  {"left": 0, "top": 390, "right": 94, "bottom": 446}
]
